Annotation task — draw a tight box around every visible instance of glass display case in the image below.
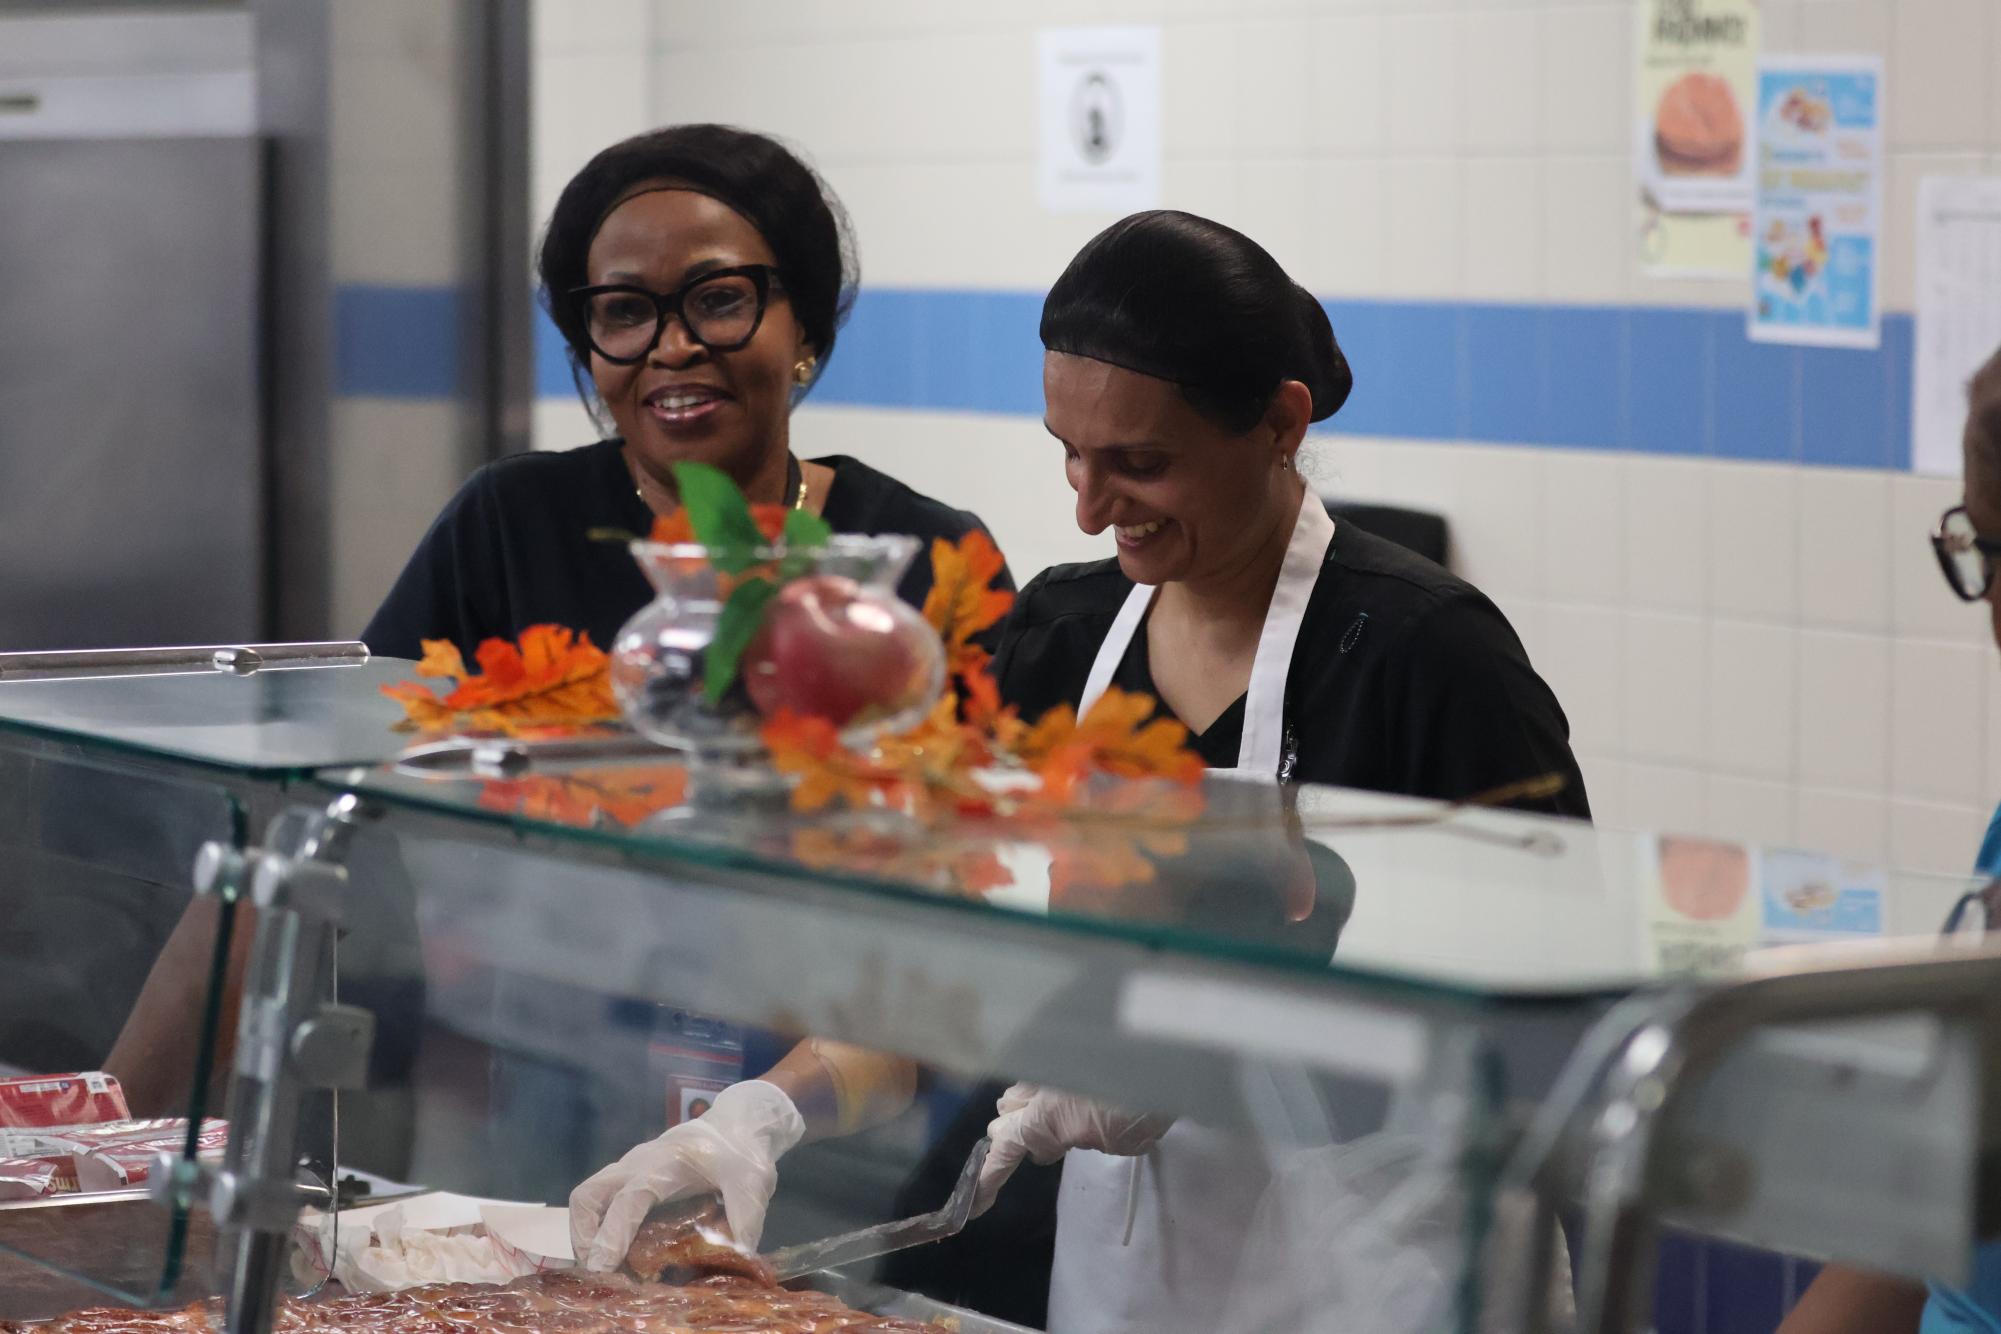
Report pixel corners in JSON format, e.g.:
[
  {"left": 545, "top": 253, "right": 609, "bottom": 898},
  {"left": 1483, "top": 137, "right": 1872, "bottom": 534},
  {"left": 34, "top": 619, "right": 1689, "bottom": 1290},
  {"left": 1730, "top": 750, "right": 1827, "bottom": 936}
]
[{"left": 5, "top": 652, "right": 2001, "bottom": 1334}]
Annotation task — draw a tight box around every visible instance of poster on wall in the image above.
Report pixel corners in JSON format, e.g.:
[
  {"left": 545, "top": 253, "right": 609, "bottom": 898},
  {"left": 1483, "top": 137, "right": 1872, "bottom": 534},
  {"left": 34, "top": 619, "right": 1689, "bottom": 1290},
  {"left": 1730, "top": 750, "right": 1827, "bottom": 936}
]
[
  {"left": 1748, "top": 57, "right": 1884, "bottom": 349},
  {"left": 1037, "top": 25, "right": 1161, "bottom": 215},
  {"left": 1634, "top": 0, "right": 1760, "bottom": 277},
  {"left": 1913, "top": 176, "right": 2001, "bottom": 476}
]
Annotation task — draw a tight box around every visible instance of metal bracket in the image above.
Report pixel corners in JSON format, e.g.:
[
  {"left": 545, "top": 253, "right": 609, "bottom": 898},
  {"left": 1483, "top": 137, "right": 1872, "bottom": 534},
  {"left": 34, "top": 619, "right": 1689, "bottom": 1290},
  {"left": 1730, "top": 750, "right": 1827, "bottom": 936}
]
[{"left": 291, "top": 1005, "right": 375, "bottom": 1091}]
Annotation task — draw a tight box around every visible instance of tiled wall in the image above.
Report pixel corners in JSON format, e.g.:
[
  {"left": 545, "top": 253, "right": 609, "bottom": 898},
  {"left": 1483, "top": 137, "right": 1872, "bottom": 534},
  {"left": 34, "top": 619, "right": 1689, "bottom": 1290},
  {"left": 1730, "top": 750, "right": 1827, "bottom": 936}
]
[{"left": 527, "top": 0, "right": 2001, "bottom": 882}]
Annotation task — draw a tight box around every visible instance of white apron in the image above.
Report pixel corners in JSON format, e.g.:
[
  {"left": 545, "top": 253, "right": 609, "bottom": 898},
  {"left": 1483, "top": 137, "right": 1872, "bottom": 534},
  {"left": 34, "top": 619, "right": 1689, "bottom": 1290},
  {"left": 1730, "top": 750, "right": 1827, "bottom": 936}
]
[{"left": 1048, "top": 490, "right": 1336, "bottom": 1334}]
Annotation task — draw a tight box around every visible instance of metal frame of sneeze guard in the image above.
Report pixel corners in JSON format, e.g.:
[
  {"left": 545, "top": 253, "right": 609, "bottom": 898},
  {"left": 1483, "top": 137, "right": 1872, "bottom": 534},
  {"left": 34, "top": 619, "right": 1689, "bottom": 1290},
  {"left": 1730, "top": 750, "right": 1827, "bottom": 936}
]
[
  {"left": 167, "top": 795, "right": 378, "bottom": 1334},
  {"left": 0, "top": 641, "right": 369, "bottom": 682},
  {"left": 1509, "top": 944, "right": 2001, "bottom": 1334}
]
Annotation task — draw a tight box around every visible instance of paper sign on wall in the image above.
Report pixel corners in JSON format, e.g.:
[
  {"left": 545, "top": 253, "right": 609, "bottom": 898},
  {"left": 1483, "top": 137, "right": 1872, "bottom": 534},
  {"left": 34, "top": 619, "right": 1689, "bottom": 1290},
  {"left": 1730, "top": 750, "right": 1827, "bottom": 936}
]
[
  {"left": 1912, "top": 176, "right": 2001, "bottom": 476},
  {"left": 1748, "top": 57, "right": 1884, "bottom": 349},
  {"left": 1634, "top": 0, "right": 1760, "bottom": 277},
  {"left": 1037, "top": 26, "right": 1161, "bottom": 215}
]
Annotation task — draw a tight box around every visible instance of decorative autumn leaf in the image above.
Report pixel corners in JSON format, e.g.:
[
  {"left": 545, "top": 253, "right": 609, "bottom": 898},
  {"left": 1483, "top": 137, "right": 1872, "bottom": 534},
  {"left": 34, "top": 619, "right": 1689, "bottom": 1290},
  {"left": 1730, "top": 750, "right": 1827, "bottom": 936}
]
[
  {"left": 382, "top": 624, "right": 618, "bottom": 734},
  {"left": 415, "top": 639, "right": 468, "bottom": 682},
  {"left": 476, "top": 765, "right": 689, "bottom": 826},
  {"left": 648, "top": 504, "right": 795, "bottom": 546},
  {"left": 922, "top": 531, "right": 1014, "bottom": 677},
  {"left": 380, "top": 680, "right": 457, "bottom": 732},
  {"left": 787, "top": 825, "right": 1010, "bottom": 898},
  {"left": 763, "top": 710, "right": 899, "bottom": 812}
]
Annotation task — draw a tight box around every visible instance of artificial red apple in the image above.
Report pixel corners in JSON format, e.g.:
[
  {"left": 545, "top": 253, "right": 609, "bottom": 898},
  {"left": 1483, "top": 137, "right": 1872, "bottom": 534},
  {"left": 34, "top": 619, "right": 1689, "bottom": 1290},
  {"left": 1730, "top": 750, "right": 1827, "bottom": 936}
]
[{"left": 742, "top": 574, "right": 923, "bottom": 727}]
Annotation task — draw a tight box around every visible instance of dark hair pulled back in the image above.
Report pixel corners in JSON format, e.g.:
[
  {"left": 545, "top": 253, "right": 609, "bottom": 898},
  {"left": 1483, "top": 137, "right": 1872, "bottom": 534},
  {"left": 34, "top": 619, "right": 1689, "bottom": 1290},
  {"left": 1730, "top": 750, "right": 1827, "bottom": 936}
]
[
  {"left": 1040, "top": 210, "right": 1351, "bottom": 433},
  {"left": 537, "top": 123, "right": 857, "bottom": 404}
]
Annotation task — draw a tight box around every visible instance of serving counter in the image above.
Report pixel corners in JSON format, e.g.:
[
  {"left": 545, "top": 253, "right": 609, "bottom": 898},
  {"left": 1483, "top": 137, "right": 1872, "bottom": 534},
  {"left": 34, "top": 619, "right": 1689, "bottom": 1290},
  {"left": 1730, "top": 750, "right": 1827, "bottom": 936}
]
[{"left": 3, "top": 651, "right": 1998, "bottom": 1333}]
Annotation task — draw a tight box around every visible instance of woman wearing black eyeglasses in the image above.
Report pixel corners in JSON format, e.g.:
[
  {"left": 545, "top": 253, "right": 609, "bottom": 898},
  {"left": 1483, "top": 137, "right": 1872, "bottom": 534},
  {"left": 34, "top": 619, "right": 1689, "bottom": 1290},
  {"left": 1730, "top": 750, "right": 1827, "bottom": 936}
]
[
  {"left": 1781, "top": 342, "right": 2001, "bottom": 1334},
  {"left": 363, "top": 123, "right": 1010, "bottom": 661}
]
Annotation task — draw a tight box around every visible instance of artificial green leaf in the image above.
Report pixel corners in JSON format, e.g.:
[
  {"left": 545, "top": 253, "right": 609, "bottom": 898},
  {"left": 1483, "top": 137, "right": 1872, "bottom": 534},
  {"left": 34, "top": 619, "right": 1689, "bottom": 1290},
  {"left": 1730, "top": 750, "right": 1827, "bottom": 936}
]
[
  {"left": 781, "top": 507, "right": 833, "bottom": 548},
  {"left": 671, "top": 461, "right": 764, "bottom": 572},
  {"left": 703, "top": 575, "right": 778, "bottom": 704},
  {"left": 777, "top": 507, "right": 835, "bottom": 580}
]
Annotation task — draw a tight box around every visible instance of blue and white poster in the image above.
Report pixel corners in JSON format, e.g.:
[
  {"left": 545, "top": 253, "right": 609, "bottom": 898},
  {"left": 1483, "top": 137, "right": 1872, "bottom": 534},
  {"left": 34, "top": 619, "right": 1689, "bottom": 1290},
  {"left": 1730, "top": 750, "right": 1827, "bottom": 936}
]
[{"left": 1748, "top": 56, "right": 1884, "bottom": 349}]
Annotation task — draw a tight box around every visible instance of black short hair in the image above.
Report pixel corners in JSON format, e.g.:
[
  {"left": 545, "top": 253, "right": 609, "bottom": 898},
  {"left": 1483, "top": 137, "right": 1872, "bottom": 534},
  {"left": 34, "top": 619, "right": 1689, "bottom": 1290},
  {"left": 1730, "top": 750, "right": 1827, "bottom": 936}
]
[
  {"left": 1040, "top": 210, "right": 1351, "bottom": 433},
  {"left": 537, "top": 123, "right": 858, "bottom": 404}
]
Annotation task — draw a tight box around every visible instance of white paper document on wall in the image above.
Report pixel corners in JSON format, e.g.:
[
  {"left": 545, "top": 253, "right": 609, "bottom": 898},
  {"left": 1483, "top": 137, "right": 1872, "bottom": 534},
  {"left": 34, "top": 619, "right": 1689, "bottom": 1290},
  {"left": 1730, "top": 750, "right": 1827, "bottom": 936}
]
[
  {"left": 1037, "top": 26, "right": 1161, "bottom": 215},
  {"left": 1913, "top": 176, "right": 2001, "bottom": 476}
]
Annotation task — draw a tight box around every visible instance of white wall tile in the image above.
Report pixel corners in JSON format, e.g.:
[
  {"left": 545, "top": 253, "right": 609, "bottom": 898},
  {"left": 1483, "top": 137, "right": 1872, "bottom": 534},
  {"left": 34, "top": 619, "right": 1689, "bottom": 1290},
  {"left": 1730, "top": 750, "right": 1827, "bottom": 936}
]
[
  {"left": 1235, "top": 18, "right": 1312, "bottom": 158},
  {"left": 534, "top": 0, "right": 648, "bottom": 56},
  {"left": 1707, "top": 462, "right": 1800, "bottom": 622},
  {"left": 1577, "top": 755, "right": 1628, "bottom": 829},
  {"left": 532, "top": 51, "right": 652, "bottom": 221},
  {"left": 1312, "top": 433, "right": 1387, "bottom": 501},
  {"left": 1992, "top": 13, "right": 2001, "bottom": 151},
  {"left": 1623, "top": 456, "right": 1707, "bottom": 613},
  {"left": 1304, "top": 157, "right": 1390, "bottom": 298},
  {"left": 1376, "top": 439, "right": 1461, "bottom": 513},
  {"left": 1384, "top": 158, "right": 1463, "bottom": 298},
  {"left": 1793, "top": 0, "right": 1894, "bottom": 63},
  {"left": 1458, "top": 8, "right": 1540, "bottom": 154},
  {"left": 1308, "top": 14, "right": 1386, "bottom": 155},
  {"left": 1987, "top": 653, "right": 2001, "bottom": 812},
  {"left": 1541, "top": 451, "right": 1625, "bottom": 603},
  {"left": 533, "top": 396, "right": 602, "bottom": 453},
  {"left": 828, "top": 161, "right": 1097, "bottom": 290},
  {"left": 1889, "top": 0, "right": 1994, "bottom": 151},
  {"left": 1461, "top": 157, "right": 1545, "bottom": 301},
  {"left": 1882, "top": 152, "right": 1988, "bottom": 312},
  {"left": 1541, "top": 603, "right": 1625, "bottom": 755},
  {"left": 1538, "top": 4, "right": 1630, "bottom": 154},
  {"left": 1796, "top": 788, "right": 1890, "bottom": 866},
  {"left": 1797, "top": 629, "right": 1893, "bottom": 792},
  {"left": 1797, "top": 468, "right": 1891, "bottom": 633},
  {"left": 1164, "top": 21, "right": 1240, "bottom": 158},
  {"left": 1625, "top": 762, "right": 1708, "bottom": 835},
  {"left": 1626, "top": 612, "right": 1708, "bottom": 765},
  {"left": 1441, "top": 444, "right": 1543, "bottom": 597},
  {"left": 1706, "top": 775, "right": 1795, "bottom": 848},
  {"left": 1708, "top": 620, "right": 1798, "bottom": 779},
  {"left": 329, "top": 162, "right": 461, "bottom": 287},
  {"left": 1891, "top": 798, "right": 1991, "bottom": 877},
  {"left": 331, "top": 398, "right": 465, "bottom": 639},
  {"left": 1385, "top": 10, "right": 1459, "bottom": 153},
  {"left": 1891, "top": 473, "right": 1990, "bottom": 644},
  {"left": 1161, "top": 158, "right": 1240, "bottom": 228},
  {"left": 1236, "top": 160, "right": 1313, "bottom": 281},
  {"left": 1542, "top": 156, "right": 1630, "bottom": 305},
  {"left": 1892, "top": 638, "right": 1988, "bottom": 802},
  {"left": 330, "top": 49, "right": 460, "bottom": 170}
]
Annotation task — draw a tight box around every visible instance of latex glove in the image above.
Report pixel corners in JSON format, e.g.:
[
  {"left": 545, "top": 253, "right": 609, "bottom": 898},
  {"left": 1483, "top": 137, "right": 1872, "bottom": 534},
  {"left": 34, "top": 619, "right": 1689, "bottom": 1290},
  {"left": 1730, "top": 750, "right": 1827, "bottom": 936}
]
[
  {"left": 974, "top": 1082, "right": 1174, "bottom": 1216},
  {"left": 568, "top": 1080, "right": 805, "bottom": 1272}
]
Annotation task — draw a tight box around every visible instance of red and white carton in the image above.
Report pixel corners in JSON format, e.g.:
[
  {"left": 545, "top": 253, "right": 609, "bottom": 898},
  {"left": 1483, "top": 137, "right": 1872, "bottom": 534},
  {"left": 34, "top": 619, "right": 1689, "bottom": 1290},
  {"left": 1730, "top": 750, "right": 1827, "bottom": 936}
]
[
  {"left": 73, "top": 1119, "right": 228, "bottom": 1192},
  {"left": 0, "top": 1154, "right": 76, "bottom": 1201},
  {"left": 0, "top": 1073, "right": 128, "bottom": 1129}
]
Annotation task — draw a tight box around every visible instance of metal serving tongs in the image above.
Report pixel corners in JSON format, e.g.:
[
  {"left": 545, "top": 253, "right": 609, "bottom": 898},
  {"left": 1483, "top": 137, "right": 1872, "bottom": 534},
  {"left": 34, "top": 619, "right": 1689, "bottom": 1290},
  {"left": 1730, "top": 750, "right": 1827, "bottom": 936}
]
[
  {"left": 392, "top": 729, "right": 666, "bottom": 777},
  {"left": 765, "top": 1137, "right": 989, "bottom": 1283}
]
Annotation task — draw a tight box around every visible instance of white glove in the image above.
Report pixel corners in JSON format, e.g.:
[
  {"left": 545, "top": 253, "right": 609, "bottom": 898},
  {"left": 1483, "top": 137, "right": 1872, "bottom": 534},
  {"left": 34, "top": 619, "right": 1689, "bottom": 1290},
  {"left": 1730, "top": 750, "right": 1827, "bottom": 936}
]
[
  {"left": 568, "top": 1080, "right": 805, "bottom": 1272},
  {"left": 974, "top": 1082, "right": 1174, "bottom": 1216}
]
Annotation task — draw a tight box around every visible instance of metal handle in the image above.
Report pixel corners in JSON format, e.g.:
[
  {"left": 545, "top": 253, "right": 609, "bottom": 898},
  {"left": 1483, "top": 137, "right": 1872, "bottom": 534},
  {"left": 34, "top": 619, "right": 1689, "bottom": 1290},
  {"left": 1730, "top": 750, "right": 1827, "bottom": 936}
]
[{"left": 0, "top": 641, "right": 369, "bottom": 682}]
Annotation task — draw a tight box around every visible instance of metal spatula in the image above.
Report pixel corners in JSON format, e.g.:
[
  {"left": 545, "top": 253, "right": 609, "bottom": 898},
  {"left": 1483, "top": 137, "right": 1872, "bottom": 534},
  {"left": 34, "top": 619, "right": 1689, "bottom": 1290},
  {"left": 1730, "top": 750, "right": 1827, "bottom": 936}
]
[{"left": 765, "top": 1138, "right": 989, "bottom": 1283}]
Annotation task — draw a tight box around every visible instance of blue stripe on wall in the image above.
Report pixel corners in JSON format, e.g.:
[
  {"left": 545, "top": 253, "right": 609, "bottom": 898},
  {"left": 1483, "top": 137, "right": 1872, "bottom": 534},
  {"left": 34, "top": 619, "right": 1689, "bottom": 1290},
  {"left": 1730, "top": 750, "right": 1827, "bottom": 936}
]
[
  {"left": 334, "top": 286, "right": 462, "bottom": 399},
  {"left": 365, "top": 285, "right": 1917, "bottom": 471}
]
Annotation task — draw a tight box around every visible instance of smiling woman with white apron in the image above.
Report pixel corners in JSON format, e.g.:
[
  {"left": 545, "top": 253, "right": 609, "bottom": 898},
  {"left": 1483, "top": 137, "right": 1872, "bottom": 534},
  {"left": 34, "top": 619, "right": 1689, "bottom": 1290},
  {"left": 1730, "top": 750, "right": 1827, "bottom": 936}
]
[{"left": 974, "top": 211, "right": 1589, "bottom": 1332}]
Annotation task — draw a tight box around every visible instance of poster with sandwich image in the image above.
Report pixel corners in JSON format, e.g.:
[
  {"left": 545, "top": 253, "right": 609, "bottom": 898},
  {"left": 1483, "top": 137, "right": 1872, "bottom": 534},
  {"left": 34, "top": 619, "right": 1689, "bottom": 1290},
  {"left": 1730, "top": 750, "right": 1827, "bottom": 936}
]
[{"left": 1634, "top": 0, "right": 1760, "bottom": 277}]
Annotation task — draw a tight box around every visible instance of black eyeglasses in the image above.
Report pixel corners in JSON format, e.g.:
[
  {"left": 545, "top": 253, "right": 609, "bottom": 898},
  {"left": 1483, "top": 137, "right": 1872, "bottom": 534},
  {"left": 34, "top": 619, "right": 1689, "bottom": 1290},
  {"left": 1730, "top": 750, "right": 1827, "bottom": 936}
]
[
  {"left": 569, "top": 264, "right": 782, "bottom": 364},
  {"left": 1931, "top": 504, "right": 2001, "bottom": 601}
]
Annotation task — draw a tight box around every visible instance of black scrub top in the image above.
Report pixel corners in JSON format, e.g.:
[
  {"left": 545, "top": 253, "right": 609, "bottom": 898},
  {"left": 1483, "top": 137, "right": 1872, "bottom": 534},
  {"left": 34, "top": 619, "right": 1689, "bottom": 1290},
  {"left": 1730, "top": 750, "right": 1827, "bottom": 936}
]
[
  {"left": 991, "top": 522, "right": 1590, "bottom": 819},
  {"left": 362, "top": 439, "right": 1012, "bottom": 660}
]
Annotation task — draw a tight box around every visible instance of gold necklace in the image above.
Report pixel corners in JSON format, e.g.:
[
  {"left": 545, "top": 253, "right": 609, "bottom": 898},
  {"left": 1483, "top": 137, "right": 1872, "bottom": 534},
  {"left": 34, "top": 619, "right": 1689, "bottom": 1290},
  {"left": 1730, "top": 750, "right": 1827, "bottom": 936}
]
[{"left": 634, "top": 458, "right": 808, "bottom": 511}]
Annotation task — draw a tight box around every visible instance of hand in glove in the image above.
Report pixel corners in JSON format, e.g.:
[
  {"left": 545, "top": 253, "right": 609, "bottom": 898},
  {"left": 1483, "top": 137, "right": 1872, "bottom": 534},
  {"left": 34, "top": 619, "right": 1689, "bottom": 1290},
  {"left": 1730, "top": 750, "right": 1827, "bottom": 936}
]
[
  {"left": 568, "top": 1080, "right": 804, "bottom": 1273},
  {"left": 974, "top": 1082, "right": 1174, "bottom": 1216}
]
